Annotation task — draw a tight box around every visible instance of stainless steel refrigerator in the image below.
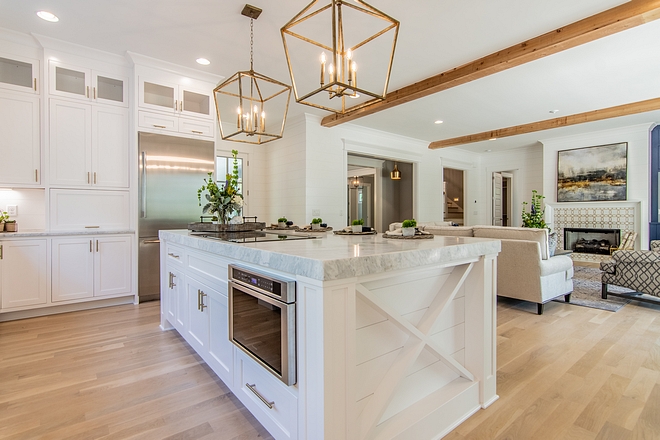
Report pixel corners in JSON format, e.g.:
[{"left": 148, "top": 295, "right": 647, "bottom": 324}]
[{"left": 138, "top": 132, "right": 215, "bottom": 301}]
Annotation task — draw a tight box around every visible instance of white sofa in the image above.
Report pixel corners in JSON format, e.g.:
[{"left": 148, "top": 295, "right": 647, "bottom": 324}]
[{"left": 389, "top": 223, "right": 574, "bottom": 314}]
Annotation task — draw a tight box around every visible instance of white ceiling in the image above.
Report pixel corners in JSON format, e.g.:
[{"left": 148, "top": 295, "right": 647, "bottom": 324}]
[{"left": 1, "top": 0, "right": 657, "bottom": 153}]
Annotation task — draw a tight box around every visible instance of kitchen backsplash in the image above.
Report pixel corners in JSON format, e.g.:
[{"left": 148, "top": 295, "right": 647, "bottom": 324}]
[{"left": 0, "top": 189, "right": 46, "bottom": 231}]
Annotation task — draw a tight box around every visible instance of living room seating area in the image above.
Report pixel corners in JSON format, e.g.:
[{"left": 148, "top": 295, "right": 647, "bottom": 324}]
[
  {"left": 390, "top": 222, "right": 574, "bottom": 314},
  {"left": 600, "top": 240, "right": 660, "bottom": 305}
]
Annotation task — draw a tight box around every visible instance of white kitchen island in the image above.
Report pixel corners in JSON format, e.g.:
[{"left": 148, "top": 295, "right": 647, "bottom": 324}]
[{"left": 159, "top": 229, "right": 500, "bottom": 440}]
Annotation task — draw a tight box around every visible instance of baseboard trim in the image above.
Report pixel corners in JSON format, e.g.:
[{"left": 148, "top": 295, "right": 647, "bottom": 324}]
[{"left": 0, "top": 296, "right": 135, "bottom": 322}]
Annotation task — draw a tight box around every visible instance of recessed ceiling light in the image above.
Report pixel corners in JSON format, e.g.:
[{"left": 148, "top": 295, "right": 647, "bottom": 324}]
[
  {"left": 434, "top": 120, "right": 443, "bottom": 124},
  {"left": 489, "top": 137, "right": 497, "bottom": 141},
  {"left": 37, "top": 11, "right": 59, "bottom": 22},
  {"left": 549, "top": 109, "right": 559, "bottom": 114},
  {"left": 484, "top": 149, "right": 492, "bottom": 152},
  {"left": 196, "top": 58, "right": 210, "bottom": 65}
]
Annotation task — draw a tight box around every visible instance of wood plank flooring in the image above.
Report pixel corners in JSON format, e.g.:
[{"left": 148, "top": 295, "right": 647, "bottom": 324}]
[{"left": 1, "top": 297, "right": 660, "bottom": 439}]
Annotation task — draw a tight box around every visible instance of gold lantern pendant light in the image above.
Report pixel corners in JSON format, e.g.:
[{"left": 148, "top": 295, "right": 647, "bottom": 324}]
[
  {"left": 390, "top": 163, "right": 401, "bottom": 180},
  {"left": 281, "top": 0, "right": 399, "bottom": 115},
  {"left": 213, "top": 5, "right": 292, "bottom": 145}
]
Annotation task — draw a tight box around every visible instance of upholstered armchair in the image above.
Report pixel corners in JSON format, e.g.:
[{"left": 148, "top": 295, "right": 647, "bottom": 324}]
[{"left": 600, "top": 241, "right": 660, "bottom": 304}]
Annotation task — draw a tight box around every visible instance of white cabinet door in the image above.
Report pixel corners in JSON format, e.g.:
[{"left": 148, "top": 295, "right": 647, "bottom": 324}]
[
  {"left": 208, "top": 289, "right": 232, "bottom": 383},
  {"left": 49, "top": 62, "right": 91, "bottom": 101},
  {"left": 92, "top": 72, "right": 128, "bottom": 107},
  {"left": 139, "top": 78, "right": 177, "bottom": 114},
  {"left": 0, "top": 92, "right": 40, "bottom": 185},
  {"left": 49, "top": 99, "right": 92, "bottom": 187},
  {"left": 93, "top": 106, "right": 129, "bottom": 188},
  {"left": 51, "top": 237, "right": 94, "bottom": 302},
  {"left": 165, "top": 265, "right": 183, "bottom": 327},
  {"left": 0, "top": 239, "right": 48, "bottom": 309},
  {"left": 94, "top": 236, "right": 132, "bottom": 297},
  {"left": 180, "top": 88, "right": 213, "bottom": 120},
  {"left": 185, "top": 276, "right": 211, "bottom": 353},
  {"left": 0, "top": 54, "right": 39, "bottom": 94}
]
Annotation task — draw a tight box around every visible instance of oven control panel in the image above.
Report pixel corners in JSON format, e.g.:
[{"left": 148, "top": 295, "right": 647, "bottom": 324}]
[{"left": 229, "top": 265, "right": 295, "bottom": 303}]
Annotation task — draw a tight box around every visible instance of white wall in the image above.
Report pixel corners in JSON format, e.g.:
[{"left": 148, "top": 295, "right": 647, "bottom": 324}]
[
  {"left": 478, "top": 144, "right": 544, "bottom": 227},
  {"left": 541, "top": 123, "right": 653, "bottom": 248}
]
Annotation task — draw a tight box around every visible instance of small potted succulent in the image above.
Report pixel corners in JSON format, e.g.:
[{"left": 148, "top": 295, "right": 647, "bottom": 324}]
[
  {"left": 352, "top": 218, "right": 364, "bottom": 233},
  {"left": 311, "top": 218, "right": 323, "bottom": 230},
  {"left": 4, "top": 219, "right": 18, "bottom": 232},
  {"left": 278, "top": 217, "right": 288, "bottom": 228},
  {"left": 401, "top": 219, "right": 417, "bottom": 237}
]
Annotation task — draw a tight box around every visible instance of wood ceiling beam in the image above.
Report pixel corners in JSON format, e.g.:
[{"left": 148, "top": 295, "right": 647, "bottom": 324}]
[
  {"left": 427, "top": 97, "right": 660, "bottom": 149},
  {"left": 320, "top": 0, "right": 660, "bottom": 128}
]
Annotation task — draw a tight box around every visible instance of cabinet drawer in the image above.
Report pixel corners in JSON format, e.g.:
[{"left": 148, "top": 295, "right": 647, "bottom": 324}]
[
  {"left": 235, "top": 351, "right": 298, "bottom": 440},
  {"left": 165, "top": 243, "right": 185, "bottom": 266},
  {"left": 178, "top": 117, "right": 214, "bottom": 138},
  {"left": 138, "top": 110, "right": 177, "bottom": 132},
  {"left": 187, "top": 249, "right": 228, "bottom": 292}
]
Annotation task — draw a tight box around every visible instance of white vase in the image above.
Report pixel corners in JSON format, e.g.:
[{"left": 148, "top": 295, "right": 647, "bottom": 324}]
[
  {"left": 312, "top": 223, "right": 321, "bottom": 230},
  {"left": 278, "top": 222, "right": 287, "bottom": 228},
  {"left": 352, "top": 225, "right": 362, "bottom": 233},
  {"left": 402, "top": 227, "right": 415, "bottom": 237}
]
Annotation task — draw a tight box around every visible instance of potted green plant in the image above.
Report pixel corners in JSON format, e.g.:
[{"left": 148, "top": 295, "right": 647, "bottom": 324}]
[
  {"left": 197, "top": 149, "right": 243, "bottom": 224},
  {"left": 0, "top": 210, "right": 7, "bottom": 232},
  {"left": 278, "top": 217, "right": 288, "bottom": 228},
  {"left": 311, "top": 217, "right": 323, "bottom": 230},
  {"left": 522, "top": 190, "right": 556, "bottom": 256},
  {"left": 351, "top": 218, "right": 364, "bottom": 233},
  {"left": 401, "top": 219, "right": 417, "bottom": 237}
]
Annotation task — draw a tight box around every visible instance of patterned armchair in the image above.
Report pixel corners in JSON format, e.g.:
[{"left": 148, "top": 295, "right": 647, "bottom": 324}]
[{"left": 600, "top": 241, "right": 660, "bottom": 304}]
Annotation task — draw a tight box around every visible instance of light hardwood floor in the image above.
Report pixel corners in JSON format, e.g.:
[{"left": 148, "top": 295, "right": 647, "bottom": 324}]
[{"left": 1, "top": 297, "right": 659, "bottom": 439}]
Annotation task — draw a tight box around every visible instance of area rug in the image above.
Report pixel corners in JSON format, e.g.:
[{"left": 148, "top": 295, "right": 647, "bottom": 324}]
[{"left": 554, "top": 265, "right": 636, "bottom": 312}]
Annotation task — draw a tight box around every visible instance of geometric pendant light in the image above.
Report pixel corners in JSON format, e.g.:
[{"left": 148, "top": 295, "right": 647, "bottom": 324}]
[
  {"left": 214, "top": 5, "right": 292, "bottom": 144},
  {"left": 281, "top": 0, "right": 399, "bottom": 114}
]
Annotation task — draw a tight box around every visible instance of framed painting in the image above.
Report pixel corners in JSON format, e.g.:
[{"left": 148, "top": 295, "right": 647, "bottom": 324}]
[{"left": 557, "top": 142, "right": 627, "bottom": 202}]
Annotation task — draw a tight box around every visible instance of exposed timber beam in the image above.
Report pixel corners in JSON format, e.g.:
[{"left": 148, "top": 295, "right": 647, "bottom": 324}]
[
  {"left": 427, "top": 97, "right": 660, "bottom": 149},
  {"left": 321, "top": 0, "right": 660, "bottom": 128}
]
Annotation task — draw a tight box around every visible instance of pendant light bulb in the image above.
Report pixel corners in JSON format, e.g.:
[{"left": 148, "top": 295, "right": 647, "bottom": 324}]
[{"left": 391, "top": 163, "right": 401, "bottom": 180}]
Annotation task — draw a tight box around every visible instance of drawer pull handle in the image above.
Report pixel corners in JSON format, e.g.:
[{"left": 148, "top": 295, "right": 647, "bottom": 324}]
[
  {"left": 246, "top": 383, "right": 274, "bottom": 409},
  {"left": 153, "top": 124, "right": 167, "bottom": 129},
  {"left": 84, "top": 226, "right": 100, "bottom": 229},
  {"left": 192, "top": 130, "right": 203, "bottom": 134},
  {"left": 167, "top": 252, "right": 179, "bottom": 258}
]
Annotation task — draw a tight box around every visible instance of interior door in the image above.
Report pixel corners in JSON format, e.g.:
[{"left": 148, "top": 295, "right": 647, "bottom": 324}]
[{"left": 492, "top": 172, "right": 503, "bottom": 226}]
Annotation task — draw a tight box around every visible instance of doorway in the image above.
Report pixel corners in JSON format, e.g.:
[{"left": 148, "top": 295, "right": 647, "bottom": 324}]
[
  {"left": 492, "top": 171, "right": 513, "bottom": 226},
  {"left": 348, "top": 175, "right": 374, "bottom": 227},
  {"left": 443, "top": 168, "right": 464, "bottom": 225}
]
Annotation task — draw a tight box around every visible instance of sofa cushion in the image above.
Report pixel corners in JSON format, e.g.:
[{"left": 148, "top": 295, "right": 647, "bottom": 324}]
[
  {"left": 473, "top": 226, "right": 549, "bottom": 260},
  {"left": 425, "top": 226, "right": 474, "bottom": 237}
]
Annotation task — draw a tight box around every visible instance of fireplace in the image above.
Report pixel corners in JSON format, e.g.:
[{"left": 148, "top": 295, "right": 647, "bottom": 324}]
[{"left": 564, "top": 228, "right": 620, "bottom": 255}]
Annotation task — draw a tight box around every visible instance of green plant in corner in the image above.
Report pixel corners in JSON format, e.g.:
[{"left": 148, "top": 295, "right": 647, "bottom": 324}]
[
  {"left": 401, "top": 219, "right": 417, "bottom": 228},
  {"left": 352, "top": 219, "right": 364, "bottom": 226},
  {"left": 311, "top": 218, "right": 323, "bottom": 224},
  {"left": 521, "top": 190, "right": 549, "bottom": 230}
]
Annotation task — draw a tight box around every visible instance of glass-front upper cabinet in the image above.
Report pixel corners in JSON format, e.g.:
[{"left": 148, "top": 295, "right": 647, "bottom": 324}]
[
  {"left": 49, "top": 61, "right": 128, "bottom": 107},
  {"left": 0, "top": 54, "right": 40, "bottom": 94},
  {"left": 139, "top": 77, "right": 213, "bottom": 120}
]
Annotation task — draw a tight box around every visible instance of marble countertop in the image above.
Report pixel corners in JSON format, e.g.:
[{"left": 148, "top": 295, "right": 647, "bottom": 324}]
[
  {"left": 160, "top": 229, "right": 501, "bottom": 281},
  {"left": 0, "top": 229, "right": 135, "bottom": 238}
]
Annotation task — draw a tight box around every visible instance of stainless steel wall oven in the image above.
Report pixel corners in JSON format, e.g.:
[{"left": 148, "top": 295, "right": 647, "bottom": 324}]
[{"left": 228, "top": 265, "right": 296, "bottom": 385}]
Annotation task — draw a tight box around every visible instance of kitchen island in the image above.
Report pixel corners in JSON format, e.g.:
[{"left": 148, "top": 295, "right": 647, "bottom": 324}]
[{"left": 159, "top": 229, "right": 500, "bottom": 440}]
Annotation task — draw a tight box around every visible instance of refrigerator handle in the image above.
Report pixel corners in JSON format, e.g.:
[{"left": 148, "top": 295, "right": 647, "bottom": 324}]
[{"left": 140, "top": 151, "right": 147, "bottom": 218}]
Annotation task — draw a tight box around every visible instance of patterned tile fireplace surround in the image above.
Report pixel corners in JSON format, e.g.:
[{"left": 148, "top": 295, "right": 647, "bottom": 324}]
[{"left": 548, "top": 202, "right": 641, "bottom": 263}]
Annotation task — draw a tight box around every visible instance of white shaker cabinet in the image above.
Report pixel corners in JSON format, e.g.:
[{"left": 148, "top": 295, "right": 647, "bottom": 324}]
[
  {"left": 0, "top": 53, "right": 39, "bottom": 94},
  {"left": 49, "top": 61, "right": 128, "bottom": 107},
  {"left": 0, "top": 92, "right": 41, "bottom": 186},
  {"left": 49, "top": 99, "right": 129, "bottom": 188},
  {"left": 138, "top": 78, "right": 213, "bottom": 120},
  {"left": 0, "top": 239, "right": 48, "bottom": 309},
  {"left": 51, "top": 235, "right": 132, "bottom": 302}
]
